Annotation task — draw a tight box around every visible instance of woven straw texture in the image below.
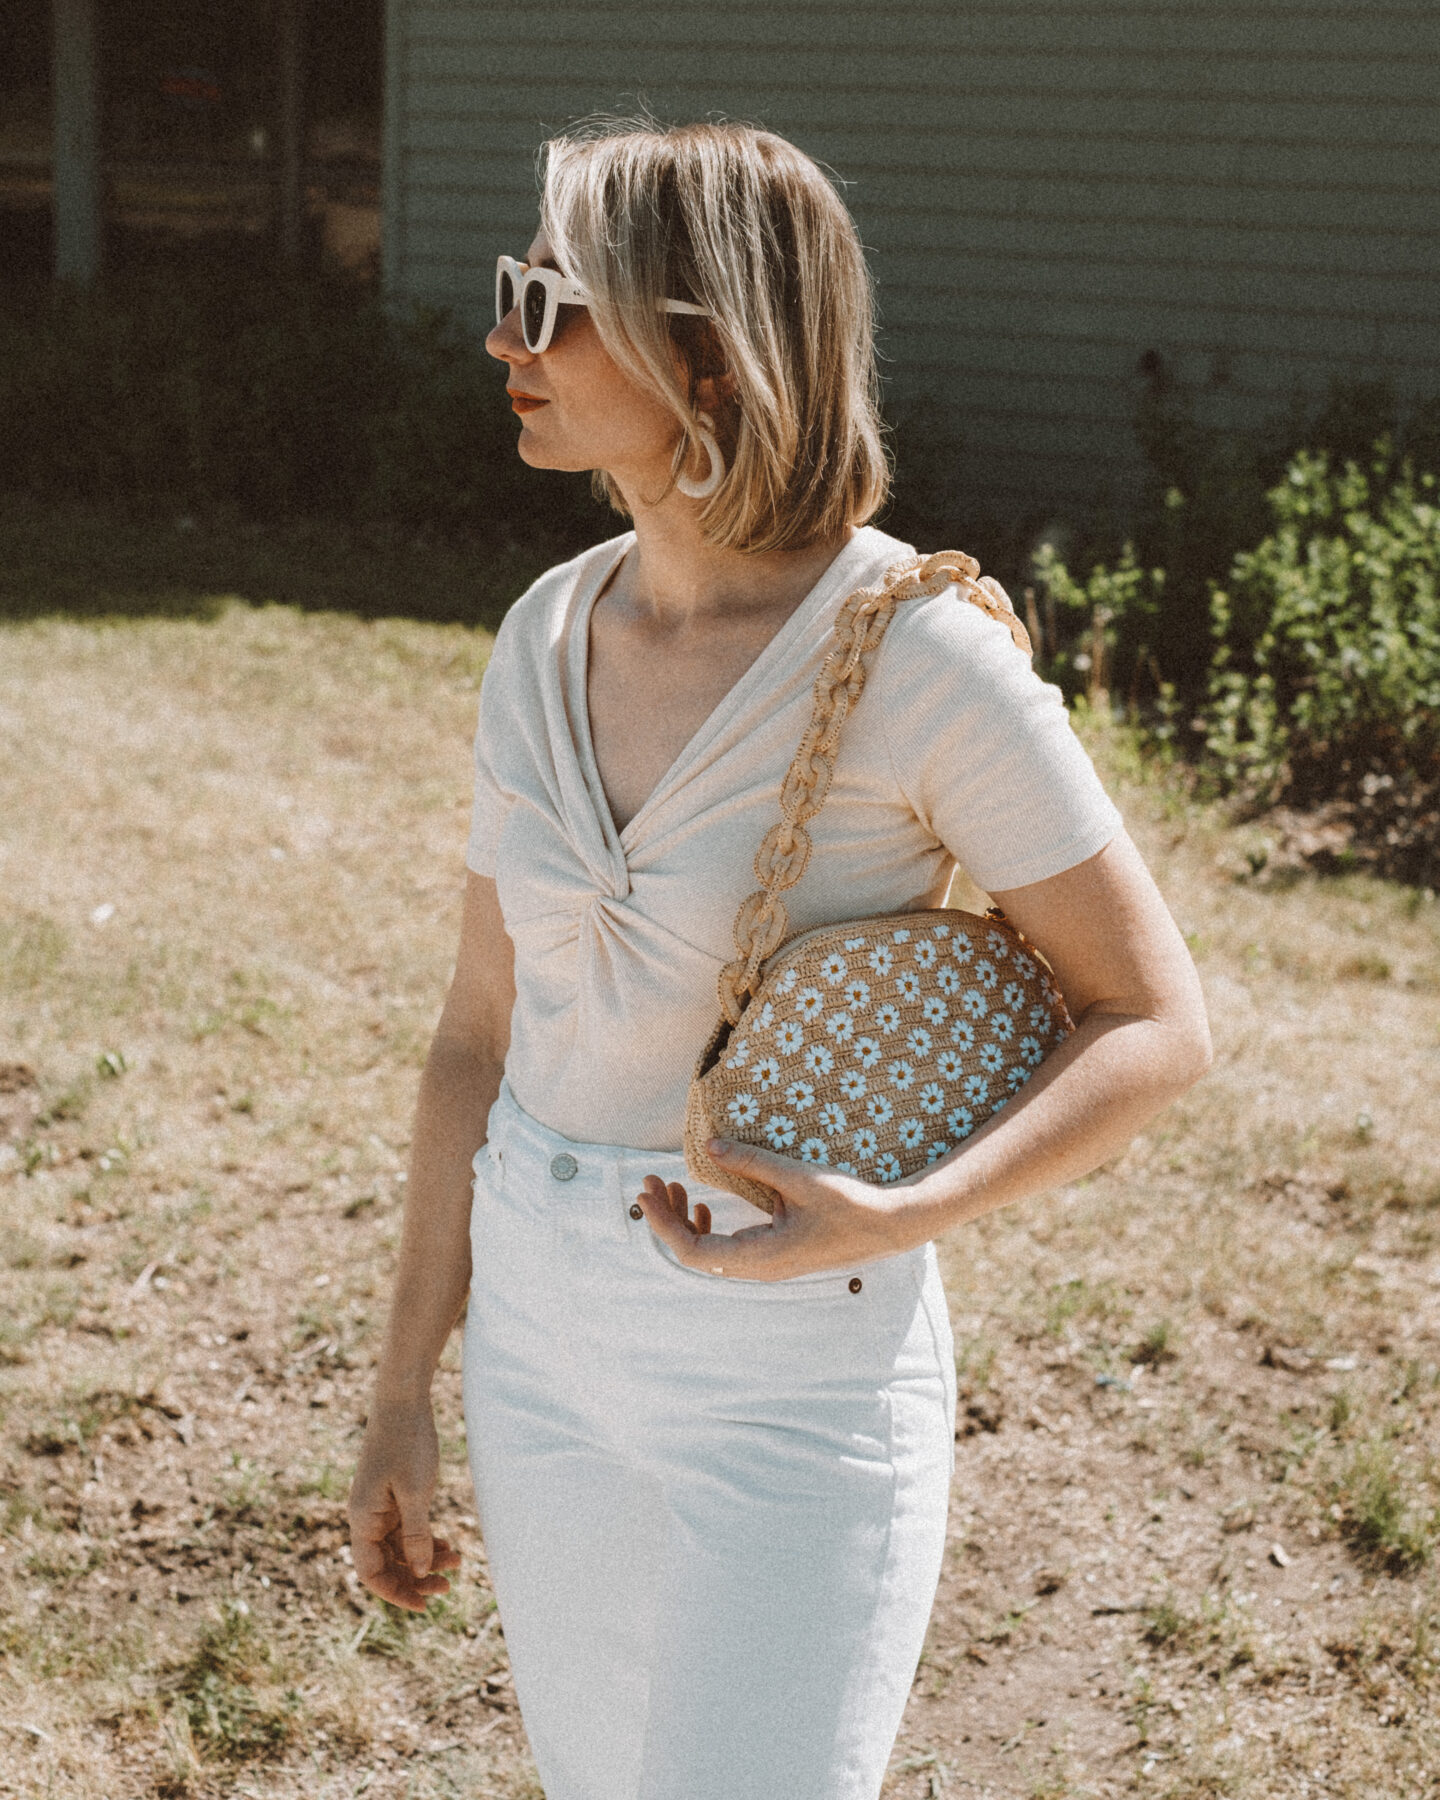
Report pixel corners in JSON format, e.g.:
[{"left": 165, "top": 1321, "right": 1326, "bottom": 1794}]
[{"left": 685, "top": 910, "right": 1073, "bottom": 1211}]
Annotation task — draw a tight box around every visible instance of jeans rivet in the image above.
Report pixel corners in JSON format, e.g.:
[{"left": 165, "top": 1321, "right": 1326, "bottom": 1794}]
[
  {"left": 550, "top": 1153, "right": 578, "bottom": 1181},
  {"left": 848, "top": 1276, "right": 863, "bottom": 1294}
]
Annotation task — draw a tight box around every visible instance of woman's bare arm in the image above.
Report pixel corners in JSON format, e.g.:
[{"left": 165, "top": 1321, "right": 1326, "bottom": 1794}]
[
  {"left": 347, "top": 874, "right": 514, "bottom": 1609},
  {"left": 639, "top": 831, "right": 1212, "bottom": 1273}
]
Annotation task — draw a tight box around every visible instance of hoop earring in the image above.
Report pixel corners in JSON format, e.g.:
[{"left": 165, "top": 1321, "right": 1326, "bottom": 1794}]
[{"left": 676, "top": 411, "right": 725, "bottom": 500}]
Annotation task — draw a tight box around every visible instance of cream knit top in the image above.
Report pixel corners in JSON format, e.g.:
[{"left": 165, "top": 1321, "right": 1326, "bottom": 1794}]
[{"left": 466, "top": 526, "right": 1121, "bottom": 1152}]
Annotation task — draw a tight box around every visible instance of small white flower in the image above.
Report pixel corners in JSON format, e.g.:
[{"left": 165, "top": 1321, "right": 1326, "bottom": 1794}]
[
  {"left": 799, "top": 1137, "right": 829, "bottom": 1164},
  {"left": 765, "top": 1113, "right": 796, "bottom": 1149},
  {"left": 913, "top": 941, "right": 937, "bottom": 969},
  {"left": 820, "top": 952, "right": 848, "bottom": 985},
  {"left": 1019, "top": 1034, "right": 1043, "bottom": 1068},
  {"left": 979, "top": 1043, "right": 1004, "bottom": 1074},
  {"left": 963, "top": 1073, "right": 990, "bottom": 1104},
  {"left": 897, "top": 1117, "right": 924, "bottom": 1148},
  {"left": 795, "top": 987, "right": 824, "bottom": 1022},
  {"left": 974, "top": 958, "right": 999, "bottom": 990},
  {"left": 853, "top": 1035, "right": 881, "bottom": 1069},
  {"left": 934, "top": 923, "right": 951, "bottom": 939},
  {"left": 843, "top": 977, "right": 871, "bottom": 1009},
  {"left": 785, "top": 1079, "right": 816, "bottom": 1111},
  {"left": 888, "top": 1059, "right": 915, "bottom": 1090},
  {"left": 952, "top": 938, "right": 974, "bottom": 965},
  {"left": 826, "top": 1011, "right": 855, "bottom": 1043},
  {"left": 936, "top": 1050, "right": 963, "bottom": 1081},
  {"left": 905, "top": 1026, "right": 932, "bottom": 1058},
  {"left": 865, "top": 1094, "right": 894, "bottom": 1126},
  {"left": 986, "top": 930, "right": 1011, "bottom": 961},
  {"left": 755, "top": 1001, "right": 775, "bottom": 1030},
  {"left": 775, "top": 1020, "right": 804, "bottom": 1054},
  {"left": 819, "top": 1101, "right": 847, "bottom": 1135},
  {"left": 727, "top": 1093, "right": 760, "bottom": 1126},
  {"left": 990, "top": 1011, "right": 1015, "bottom": 1042},
  {"left": 962, "top": 988, "right": 988, "bottom": 1020},
  {"left": 1028, "top": 1004, "right": 1054, "bottom": 1035},
  {"left": 875, "top": 1002, "right": 901, "bottom": 1034},
  {"left": 853, "top": 1128, "right": 879, "bottom": 1158},
  {"left": 895, "top": 970, "right": 921, "bottom": 1000},
  {"left": 1014, "top": 953, "right": 1037, "bottom": 979},
  {"left": 937, "top": 965, "right": 961, "bottom": 996},
  {"left": 919, "top": 1081, "right": 946, "bottom": 1114},
  {"left": 775, "top": 967, "right": 799, "bottom": 995},
  {"left": 804, "top": 1043, "right": 835, "bottom": 1076},
  {"left": 838, "top": 1069, "right": 867, "bottom": 1100},
  {"left": 754, "top": 1057, "right": 780, "bottom": 1090},
  {"left": 724, "top": 1035, "right": 750, "bottom": 1070},
  {"left": 1002, "top": 982, "right": 1026, "bottom": 1011},
  {"left": 1006, "top": 1064, "right": 1029, "bottom": 1092},
  {"left": 867, "top": 944, "right": 893, "bottom": 976},
  {"left": 947, "top": 1104, "right": 975, "bottom": 1138},
  {"left": 950, "top": 1018, "right": 976, "bottom": 1049},
  {"left": 926, "top": 1140, "right": 950, "bottom": 1164},
  {"left": 875, "top": 1152, "right": 903, "bottom": 1182},
  {"left": 921, "top": 995, "right": 948, "bottom": 1024},
  {"left": 893, "top": 927, "right": 911, "bottom": 943},
  {"left": 843, "top": 936, "right": 866, "bottom": 952}
]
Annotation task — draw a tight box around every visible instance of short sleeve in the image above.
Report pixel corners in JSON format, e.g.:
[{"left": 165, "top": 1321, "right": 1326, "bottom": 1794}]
[
  {"left": 876, "top": 591, "right": 1122, "bottom": 893},
  {"left": 465, "top": 641, "right": 511, "bottom": 878}
]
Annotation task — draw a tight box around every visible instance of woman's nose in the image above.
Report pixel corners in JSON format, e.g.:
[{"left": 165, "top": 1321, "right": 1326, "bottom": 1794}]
[{"left": 485, "top": 312, "right": 532, "bottom": 364}]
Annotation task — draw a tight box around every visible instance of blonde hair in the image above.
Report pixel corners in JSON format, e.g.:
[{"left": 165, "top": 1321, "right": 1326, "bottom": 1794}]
[{"left": 539, "top": 119, "right": 890, "bottom": 553}]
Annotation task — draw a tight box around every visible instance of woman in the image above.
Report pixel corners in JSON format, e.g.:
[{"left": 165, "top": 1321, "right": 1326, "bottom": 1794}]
[{"left": 348, "top": 120, "right": 1211, "bottom": 1800}]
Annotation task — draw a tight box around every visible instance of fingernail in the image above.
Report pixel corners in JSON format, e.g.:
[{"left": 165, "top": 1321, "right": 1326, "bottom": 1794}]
[{"left": 708, "top": 1138, "right": 730, "bottom": 1156}]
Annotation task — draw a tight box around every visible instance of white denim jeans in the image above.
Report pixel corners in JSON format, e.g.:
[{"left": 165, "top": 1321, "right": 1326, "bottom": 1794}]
[{"left": 462, "top": 1083, "right": 956, "bottom": 1800}]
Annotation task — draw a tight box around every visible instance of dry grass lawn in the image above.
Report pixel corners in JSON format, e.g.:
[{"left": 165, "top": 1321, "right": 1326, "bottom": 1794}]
[{"left": 1, "top": 602, "right": 1438, "bottom": 1799}]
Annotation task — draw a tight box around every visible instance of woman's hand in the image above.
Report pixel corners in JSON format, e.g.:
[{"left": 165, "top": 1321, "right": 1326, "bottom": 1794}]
[
  {"left": 347, "top": 1400, "right": 463, "bottom": 1613},
  {"left": 634, "top": 1138, "right": 935, "bottom": 1281}
]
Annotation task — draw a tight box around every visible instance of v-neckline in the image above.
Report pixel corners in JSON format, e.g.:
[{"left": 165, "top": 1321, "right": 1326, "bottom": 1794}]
[{"left": 565, "top": 530, "right": 870, "bottom": 865}]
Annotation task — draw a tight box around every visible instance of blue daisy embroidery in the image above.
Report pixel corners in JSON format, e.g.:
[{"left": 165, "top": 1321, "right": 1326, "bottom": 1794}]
[
  {"left": 785, "top": 1080, "right": 816, "bottom": 1111},
  {"left": 897, "top": 1118, "right": 924, "bottom": 1149},
  {"left": 919, "top": 1081, "right": 946, "bottom": 1115},
  {"left": 865, "top": 1094, "right": 894, "bottom": 1126},
  {"left": 838, "top": 1070, "right": 867, "bottom": 1100},
  {"left": 875, "top": 1152, "right": 903, "bottom": 1182},
  {"left": 804, "top": 1043, "right": 835, "bottom": 1076},
  {"left": 888, "top": 1059, "right": 915, "bottom": 1090},
  {"left": 753, "top": 1057, "right": 781, "bottom": 1090},
  {"left": 979, "top": 1043, "right": 1004, "bottom": 1074},
  {"left": 946, "top": 1105, "right": 975, "bottom": 1138},
  {"left": 765, "top": 1114, "right": 796, "bottom": 1150},
  {"left": 819, "top": 1101, "right": 847, "bottom": 1135},
  {"left": 906, "top": 1026, "right": 933, "bottom": 1058},
  {"left": 727, "top": 1093, "right": 760, "bottom": 1126},
  {"left": 799, "top": 1137, "right": 829, "bottom": 1164},
  {"left": 963, "top": 1074, "right": 990, "bottom": 1105},
  {"left": 853, "top": 1036, "right": 881, "bottom": 1069},
  {"left": 852, "top": 1128, "right": 879, "bottom": 1159}
]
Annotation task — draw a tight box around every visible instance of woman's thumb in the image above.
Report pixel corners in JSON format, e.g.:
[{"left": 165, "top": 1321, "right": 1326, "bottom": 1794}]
[{"left": 398, "top": 1494, "right": 434, "bottom": 1577}]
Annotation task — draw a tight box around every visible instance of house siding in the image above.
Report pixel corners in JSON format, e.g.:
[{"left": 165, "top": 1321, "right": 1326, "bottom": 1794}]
[{"left": 383, "top": 0, "right": 1440, "bottom": 509}]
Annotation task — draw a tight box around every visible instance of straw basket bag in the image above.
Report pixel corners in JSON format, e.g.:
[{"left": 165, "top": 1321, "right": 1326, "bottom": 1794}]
[{"left": 683, "top": 551, "right": 1075, "bottom": 1213}]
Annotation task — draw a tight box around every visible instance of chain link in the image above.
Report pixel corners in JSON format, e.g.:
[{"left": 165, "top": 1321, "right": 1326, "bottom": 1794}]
[{"left": 715, "top": 550, "right": 1032, "bottom": 1024}]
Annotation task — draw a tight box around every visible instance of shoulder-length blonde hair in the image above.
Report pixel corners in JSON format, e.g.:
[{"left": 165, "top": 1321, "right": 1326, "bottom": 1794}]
[{"left": 539, "top": 119, "right": 890, "bottom": 553}]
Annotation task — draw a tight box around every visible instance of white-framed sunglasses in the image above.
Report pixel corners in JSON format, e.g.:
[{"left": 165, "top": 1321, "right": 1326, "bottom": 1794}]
[{"left": 495, "top": 254, "right": 712, "bottom": 354}]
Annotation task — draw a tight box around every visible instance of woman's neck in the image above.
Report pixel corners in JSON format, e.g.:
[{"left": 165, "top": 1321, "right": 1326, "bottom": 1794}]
[{"left": 611, "top": 471, "right": 852, "bottom": 629}]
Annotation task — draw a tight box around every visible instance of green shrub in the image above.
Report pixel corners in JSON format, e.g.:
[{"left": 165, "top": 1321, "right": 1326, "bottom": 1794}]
[
  {"left": 1203, "top": 447, "right": 1440, "bottom": 807},
  {"left": 0, "top": 257, "right": 609, "bottom": 557}
]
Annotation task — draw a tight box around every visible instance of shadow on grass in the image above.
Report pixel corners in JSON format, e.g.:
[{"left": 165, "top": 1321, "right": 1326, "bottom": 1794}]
[{"left": 0, "top": 493, "right": 566, "bottom": 634}]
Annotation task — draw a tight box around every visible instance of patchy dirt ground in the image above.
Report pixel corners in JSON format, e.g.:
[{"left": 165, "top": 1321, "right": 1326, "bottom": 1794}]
[{"left": 2, "top": 606, "right": 1438, "bottom": 1799}]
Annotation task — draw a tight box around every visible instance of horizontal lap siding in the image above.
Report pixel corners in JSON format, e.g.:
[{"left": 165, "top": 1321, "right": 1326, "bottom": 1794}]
[{"left": 385, "top": 0, "right": 1440, "bottom": 509}]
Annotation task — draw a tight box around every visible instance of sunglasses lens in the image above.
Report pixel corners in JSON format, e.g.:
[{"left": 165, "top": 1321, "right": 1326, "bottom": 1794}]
[
  {"left": 522, "top": 279, "right": 549, "bottom": 350},
  {"left": 497, "top": 269, "right": 515, "bottom": 324}
]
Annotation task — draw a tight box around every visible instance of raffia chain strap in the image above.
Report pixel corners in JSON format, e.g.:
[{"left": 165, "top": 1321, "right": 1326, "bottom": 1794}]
[{"left": 714, "top": 550, "right": 1033, "bottom": 1027}]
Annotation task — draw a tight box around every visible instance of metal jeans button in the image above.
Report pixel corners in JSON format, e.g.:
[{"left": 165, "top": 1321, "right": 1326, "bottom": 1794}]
[
  {"left": 629, "top": 1203, "right": 643, "bottom": 1220},
  {"left": 848, "top": 1276, "right": 863, "bottom": 1294},
  {"left": 550, "top": 1153, "right": 578, "bottom": 1181}
]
